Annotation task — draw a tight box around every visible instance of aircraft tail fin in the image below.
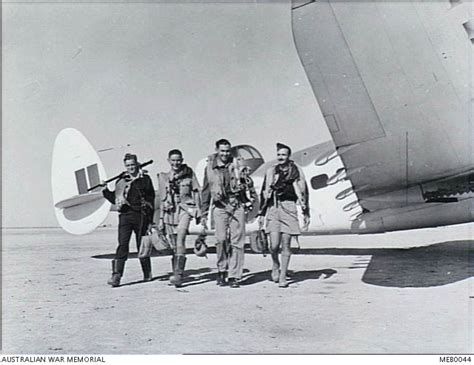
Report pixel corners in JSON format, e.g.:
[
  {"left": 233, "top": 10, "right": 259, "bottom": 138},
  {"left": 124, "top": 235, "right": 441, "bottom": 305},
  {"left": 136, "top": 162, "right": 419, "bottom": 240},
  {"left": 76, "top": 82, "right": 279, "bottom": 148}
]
[{"left": 51, "top": 128, "right": 111, "bottom": 235}]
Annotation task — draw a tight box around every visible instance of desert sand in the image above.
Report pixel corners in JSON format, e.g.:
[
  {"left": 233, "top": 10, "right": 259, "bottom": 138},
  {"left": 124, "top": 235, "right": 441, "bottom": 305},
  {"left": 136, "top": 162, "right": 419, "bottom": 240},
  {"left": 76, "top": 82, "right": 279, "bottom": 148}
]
[{"left": 2, "top": 224, "right": 473, "bottom": 354}]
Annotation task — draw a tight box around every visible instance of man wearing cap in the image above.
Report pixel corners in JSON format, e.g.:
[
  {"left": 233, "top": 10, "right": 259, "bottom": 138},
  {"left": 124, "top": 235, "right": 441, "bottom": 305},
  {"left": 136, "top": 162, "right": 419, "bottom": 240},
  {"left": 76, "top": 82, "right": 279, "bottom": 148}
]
[
  {"left": 201, "top": 139, "right": 253, "bottom": 288},
  {"left": 258, "top": 143, "right": 310, "bottom": 288},
  {"left": 157, "top": 149, "right": 201, "bottom": 288},
  {"left": 102, "top": 153, "right": 155, "bottom": 287}
]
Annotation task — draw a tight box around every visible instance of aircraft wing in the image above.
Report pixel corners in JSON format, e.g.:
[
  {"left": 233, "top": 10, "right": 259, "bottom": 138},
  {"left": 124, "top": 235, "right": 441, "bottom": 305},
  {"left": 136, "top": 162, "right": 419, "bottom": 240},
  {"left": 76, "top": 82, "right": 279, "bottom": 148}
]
[{"left": 291, "top": 0, "right": 473, "bottom": 205}]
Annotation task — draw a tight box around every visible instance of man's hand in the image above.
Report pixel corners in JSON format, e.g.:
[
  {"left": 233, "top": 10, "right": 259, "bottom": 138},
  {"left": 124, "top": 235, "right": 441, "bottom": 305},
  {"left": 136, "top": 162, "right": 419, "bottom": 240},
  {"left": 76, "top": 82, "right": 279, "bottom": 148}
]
[
  {"left": 299, "top": 199, "right": 307, "bottom": 213},
  {"left": 158, "top": 219, "right": 165, "bottom": 233},
  {"left": 100, "top": 180, "right": 107, "bottom": 190},
  {"left": 201, "top": 217, "right": 208, "bottom": 231},
  {"left": 302, "top": 215, "right": 310, "bottom": 232}
]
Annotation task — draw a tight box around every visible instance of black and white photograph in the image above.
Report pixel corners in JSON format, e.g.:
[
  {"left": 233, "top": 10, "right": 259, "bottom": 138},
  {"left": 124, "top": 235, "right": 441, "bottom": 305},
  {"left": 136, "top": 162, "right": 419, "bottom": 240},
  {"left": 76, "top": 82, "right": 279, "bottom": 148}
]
[{"left": 2, "top": 0, "right": 473, "bottom": 358}]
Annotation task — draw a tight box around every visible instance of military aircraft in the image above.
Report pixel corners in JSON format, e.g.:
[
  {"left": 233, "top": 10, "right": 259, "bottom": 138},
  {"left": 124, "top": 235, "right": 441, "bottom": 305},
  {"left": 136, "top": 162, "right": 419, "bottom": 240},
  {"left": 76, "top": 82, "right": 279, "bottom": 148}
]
[{"left": 52, "top": 0, "right": 473, "bottom": 236}]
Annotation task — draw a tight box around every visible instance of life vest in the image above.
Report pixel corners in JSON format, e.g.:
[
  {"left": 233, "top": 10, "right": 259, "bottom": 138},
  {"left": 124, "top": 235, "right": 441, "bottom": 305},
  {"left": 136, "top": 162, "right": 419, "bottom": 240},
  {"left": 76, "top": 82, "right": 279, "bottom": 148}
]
[
  {"left": 158, "top": 165, "right": 201, "bottom": 221},
  {"left": 114, "top": 170, "right": 145, "bottom": 210},
  {"left": 260, "top": 162, "right": 309, "bottom": 216},
  {"left": 205, "top": 154, "right": 243, "bottom": 203}
]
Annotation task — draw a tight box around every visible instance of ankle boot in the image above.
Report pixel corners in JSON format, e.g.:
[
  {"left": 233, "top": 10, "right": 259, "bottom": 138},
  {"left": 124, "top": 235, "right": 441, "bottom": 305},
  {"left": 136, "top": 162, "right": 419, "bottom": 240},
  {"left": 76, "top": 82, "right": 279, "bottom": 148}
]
[
  {"left": 229, "top": 278, "right": 240, "bottom": 288},
  {"left": 140, "top": 257, "right": 152, "bottom": 282},
  {"left": 107, "top": 259, "right": 125, "bottom": 287}
]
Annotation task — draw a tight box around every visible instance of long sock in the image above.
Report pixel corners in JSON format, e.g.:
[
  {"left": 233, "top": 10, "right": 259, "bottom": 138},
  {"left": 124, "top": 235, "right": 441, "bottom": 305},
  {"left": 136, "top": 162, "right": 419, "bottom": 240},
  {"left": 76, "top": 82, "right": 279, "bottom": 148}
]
[
  {"left": 280, "top": 253, "right": 291, "bottom": 285},
  {"left": 271, "top": 252, "right": 280, "bottom": 282}
]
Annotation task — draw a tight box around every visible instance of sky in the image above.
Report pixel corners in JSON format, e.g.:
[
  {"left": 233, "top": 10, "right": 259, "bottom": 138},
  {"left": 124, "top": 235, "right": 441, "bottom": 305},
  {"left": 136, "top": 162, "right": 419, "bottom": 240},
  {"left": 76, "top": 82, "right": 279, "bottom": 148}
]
[{"left": 2, "top": 1, "right": 331, "bottom": 228}]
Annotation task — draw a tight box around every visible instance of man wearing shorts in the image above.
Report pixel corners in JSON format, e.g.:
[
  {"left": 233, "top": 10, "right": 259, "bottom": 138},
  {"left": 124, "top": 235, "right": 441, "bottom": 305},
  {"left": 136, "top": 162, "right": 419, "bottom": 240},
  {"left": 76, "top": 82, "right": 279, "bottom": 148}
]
[
  {"left": 258, "top": 143, "right": 310, "bottom": 287},
  {"left": 158, "top": 149, "right": 201, "bottom": 287}
]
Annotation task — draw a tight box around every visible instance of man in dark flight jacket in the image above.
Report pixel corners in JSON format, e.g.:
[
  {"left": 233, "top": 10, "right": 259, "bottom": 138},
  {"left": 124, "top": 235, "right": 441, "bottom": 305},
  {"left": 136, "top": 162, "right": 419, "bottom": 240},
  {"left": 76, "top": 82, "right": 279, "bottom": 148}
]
[{"left": 102, "top": 153, "right": 155, "bottom": 287}]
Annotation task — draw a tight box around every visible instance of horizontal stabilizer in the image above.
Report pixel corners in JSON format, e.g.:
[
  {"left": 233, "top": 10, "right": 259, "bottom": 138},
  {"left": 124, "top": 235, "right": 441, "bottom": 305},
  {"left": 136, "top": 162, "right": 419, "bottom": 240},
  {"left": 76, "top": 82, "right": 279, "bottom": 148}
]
[{"left": 54, "top": 192, "right": 104, "bottom": 209}]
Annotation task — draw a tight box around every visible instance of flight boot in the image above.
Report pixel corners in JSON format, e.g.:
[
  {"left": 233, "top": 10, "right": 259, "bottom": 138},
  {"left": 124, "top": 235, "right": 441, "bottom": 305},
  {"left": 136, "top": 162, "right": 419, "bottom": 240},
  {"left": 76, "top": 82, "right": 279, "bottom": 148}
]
[
  {"left": 216, "top": 271, "right": 227, "bottom": 286},
  {"left": 170, "top": 255, "right": 186, "bottom": 288},
  {"left": 107, "top": 259, "right": 125, "bottom": 287},
  {"left": 140, "top": 257, "right": 152, "bottom": 282},
  {"left": 168, "top": 254, "right": 176, "bottom": 286}
]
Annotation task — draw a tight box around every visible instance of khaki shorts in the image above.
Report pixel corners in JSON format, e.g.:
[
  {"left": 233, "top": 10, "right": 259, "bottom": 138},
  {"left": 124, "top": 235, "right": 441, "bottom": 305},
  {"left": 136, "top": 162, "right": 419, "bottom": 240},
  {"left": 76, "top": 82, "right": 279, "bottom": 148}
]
[
  {"left": 164, "top": 209, "right": 192, "bottom": 235},
  {"left": 265, "top": 200, "right": 300, "bottom": 235}
]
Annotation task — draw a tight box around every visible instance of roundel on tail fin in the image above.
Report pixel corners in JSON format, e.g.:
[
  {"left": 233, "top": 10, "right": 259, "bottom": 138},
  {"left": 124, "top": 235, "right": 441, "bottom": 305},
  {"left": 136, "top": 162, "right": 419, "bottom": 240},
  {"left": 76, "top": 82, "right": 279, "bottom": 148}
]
[{"left": 52, "top": 128, "right": 111, "bottom": 235}]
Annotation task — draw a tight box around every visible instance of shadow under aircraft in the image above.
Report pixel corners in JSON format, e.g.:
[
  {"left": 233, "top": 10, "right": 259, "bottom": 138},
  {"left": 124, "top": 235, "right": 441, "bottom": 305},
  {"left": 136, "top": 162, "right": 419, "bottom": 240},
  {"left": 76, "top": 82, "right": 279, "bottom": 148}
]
[
  {"left": 291, "top": 240, "right": 474, "bottom": 288},
  {"left": 92, "top": 240, "right": 473, "bottom": 289}
]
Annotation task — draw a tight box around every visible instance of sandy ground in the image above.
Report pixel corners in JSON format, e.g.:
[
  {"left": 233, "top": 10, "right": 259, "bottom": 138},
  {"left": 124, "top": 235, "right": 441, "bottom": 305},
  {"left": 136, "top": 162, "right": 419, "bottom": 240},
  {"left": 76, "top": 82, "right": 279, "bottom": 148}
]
[{"left": 1, "top": 224, "right": 473, "bottom": 354}]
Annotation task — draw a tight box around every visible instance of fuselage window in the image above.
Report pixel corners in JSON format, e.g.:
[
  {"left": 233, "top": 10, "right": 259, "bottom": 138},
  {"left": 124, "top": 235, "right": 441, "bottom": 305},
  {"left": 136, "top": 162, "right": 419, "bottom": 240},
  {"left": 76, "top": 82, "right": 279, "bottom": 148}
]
[
  {"left": 238, "top": 148, "right": 253, "bottom": 160},
  {"left": 311, "top": 174, "right": 329, "bottom": 190}
]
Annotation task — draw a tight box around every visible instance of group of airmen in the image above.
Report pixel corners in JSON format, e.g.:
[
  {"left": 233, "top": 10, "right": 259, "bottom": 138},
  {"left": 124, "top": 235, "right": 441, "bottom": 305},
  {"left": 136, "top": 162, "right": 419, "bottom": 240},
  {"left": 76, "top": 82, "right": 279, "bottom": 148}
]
[{"left": 101, "top": 139, "right": 310, "bottom": 289}]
